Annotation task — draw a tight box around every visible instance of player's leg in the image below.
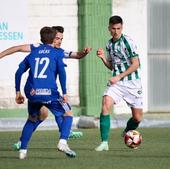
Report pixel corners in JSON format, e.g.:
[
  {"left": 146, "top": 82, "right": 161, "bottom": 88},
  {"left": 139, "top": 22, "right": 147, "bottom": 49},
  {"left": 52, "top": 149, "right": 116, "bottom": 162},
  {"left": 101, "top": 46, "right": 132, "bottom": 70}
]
[
  {"left": 57, "top": 111, "right": 76, "bottom": 157},
  {"left": 48, "top": 99, "right": 76, "bottom": 157},
  {"left": 59, "top": 111, "right": 73, "bottom": 140},
  {"left": 54, "top": 97, "right": 82, "bottom": 139},
  {"left": 19, "top": 102, "right": 42, "bottom": 159},
  {"left": 55, "top": 114, "right": 83, "bottom": 138},
  {"left": 19, "top": 119, "right": 38, "bottom": 159},
  {"left": 123, "top": 80, "right": 143, "bottom": 135},
  {"left": 95, "top": 95, "right": 114, "bottom": 151},
  {"left": 55, "top": 115, "right": 63, "bottom": 132},
  {"left": 124, "top": 108, "right": 143, "bottom": 133},
  {"left": 39, "top": 106, "right": 49, "bottom": 121},
  {"left": 41, "top": 107, "right": 82, "bottom": 139},
  {"left": 56, "top": 95, "right": 82, "bottom": 139},
  {"left": 12, "top": 106, "right": 48, "bottom": 151}
]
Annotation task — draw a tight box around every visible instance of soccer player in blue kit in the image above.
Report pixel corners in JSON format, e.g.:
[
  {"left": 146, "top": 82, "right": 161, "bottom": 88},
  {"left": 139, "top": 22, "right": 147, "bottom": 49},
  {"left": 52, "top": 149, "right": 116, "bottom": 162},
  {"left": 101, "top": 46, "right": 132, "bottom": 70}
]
[
  {"left": 15, "top": 26, "right": 76, "bottom": 159},
  {"left": 0, "top": 26, "right": 92, "bottom": 150}
]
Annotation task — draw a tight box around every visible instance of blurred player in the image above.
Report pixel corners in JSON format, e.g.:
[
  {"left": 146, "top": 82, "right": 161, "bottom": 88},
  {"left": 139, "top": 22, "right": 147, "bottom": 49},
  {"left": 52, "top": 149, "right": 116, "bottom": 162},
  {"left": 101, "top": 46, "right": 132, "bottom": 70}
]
[
  {"left": 15, "top": 26, "right": 76, "bottom": 159},
  {"left": 95, "top": 15, "right": 143, "bottom": 151}
]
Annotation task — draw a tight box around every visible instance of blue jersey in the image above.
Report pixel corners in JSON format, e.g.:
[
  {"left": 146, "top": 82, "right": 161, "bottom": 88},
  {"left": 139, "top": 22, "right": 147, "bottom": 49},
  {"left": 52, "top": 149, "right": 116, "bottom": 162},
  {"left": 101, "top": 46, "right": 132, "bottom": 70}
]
[{"left": 15, "top": 44, "right": 66, "bottom": 102}]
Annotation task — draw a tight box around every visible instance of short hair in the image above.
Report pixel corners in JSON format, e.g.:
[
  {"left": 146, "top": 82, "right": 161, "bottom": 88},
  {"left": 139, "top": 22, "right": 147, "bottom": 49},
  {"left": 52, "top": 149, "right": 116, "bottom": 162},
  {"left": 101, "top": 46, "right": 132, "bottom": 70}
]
[
  {"left": 40, "top": 26, "right": 56, "bottom": 44},
  {"left": 109, "top": 15, "right": 123, "bottom": 25},
  {"left": 52, "top": 26, "right": 64, "bottom": 33}
]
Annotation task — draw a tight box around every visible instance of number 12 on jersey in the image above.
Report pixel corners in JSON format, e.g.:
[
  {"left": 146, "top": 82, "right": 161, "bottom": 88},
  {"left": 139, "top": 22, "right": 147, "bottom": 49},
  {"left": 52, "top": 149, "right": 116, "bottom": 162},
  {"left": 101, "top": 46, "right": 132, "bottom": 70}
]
[{"left": 34, "top": 57, "right": 49, "bottom": 78}]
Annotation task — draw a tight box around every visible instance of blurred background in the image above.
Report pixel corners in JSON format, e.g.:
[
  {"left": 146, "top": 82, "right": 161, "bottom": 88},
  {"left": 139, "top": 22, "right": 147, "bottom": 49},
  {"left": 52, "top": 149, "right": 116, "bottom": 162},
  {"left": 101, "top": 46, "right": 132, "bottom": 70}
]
[{"left": 0, "top": 0, "right": 170, "bottom": 129}]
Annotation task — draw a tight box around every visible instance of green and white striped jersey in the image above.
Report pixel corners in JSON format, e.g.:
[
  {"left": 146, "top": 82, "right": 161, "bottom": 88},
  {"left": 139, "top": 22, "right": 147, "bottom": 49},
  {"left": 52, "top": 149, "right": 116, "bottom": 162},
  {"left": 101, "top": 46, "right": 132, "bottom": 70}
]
[{"left": 106, "top": 34, "right": 141, "bottom": 81}]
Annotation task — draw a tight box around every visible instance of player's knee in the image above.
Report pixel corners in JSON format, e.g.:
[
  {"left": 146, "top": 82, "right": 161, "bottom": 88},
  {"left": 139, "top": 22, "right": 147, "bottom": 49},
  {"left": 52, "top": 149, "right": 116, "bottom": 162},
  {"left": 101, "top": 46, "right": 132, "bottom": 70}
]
[
  {"left": 102, "top": 101, "right": 111, "bottom": 114},
  {"left": 133, "top": 115, "right": 142, "bottom": 123},
  {"left": 64, "top": 111, "right": 73, "bottom": 116},
  {"left": 102, "top": 106, "right": 110, "bottom": 115},
  {"left": 102, "top": 96, "right": 113, "bottom": 114},
  {"left": 132, "top": 108, "right": 143, "bottom": 122},
  {"left": 28, "top": 114, "right": 38, "bottom": 122},
  {"left": 39, "top": 106, "right": 48, "bottom": 120}
]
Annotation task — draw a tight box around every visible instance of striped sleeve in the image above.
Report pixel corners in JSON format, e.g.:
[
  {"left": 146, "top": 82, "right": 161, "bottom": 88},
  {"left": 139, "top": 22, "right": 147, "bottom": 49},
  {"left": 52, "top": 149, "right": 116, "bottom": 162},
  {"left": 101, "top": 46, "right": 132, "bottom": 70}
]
[
  {"left": 123, "top": 35, "right": 139, "bottom": 58},
  {"left": 106, "top": 41, "right": 112, "bottom": 62}
]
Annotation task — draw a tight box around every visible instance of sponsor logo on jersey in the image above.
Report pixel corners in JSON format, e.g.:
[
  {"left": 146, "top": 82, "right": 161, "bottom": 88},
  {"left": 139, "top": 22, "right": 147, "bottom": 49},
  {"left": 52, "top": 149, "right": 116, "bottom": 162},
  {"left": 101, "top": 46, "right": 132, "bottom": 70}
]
[
  {"left": 30, "top": 89, "right": 36, "bottom": 96},
  {"left": 35, "top": 88, "right": 51, "bottom": 95}
]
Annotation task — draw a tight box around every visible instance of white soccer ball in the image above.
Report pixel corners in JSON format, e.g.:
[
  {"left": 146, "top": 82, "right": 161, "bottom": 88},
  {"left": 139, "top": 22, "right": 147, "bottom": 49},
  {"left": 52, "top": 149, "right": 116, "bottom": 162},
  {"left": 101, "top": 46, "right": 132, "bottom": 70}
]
[{"left": 124, "top": 130, "right": 142, "bottom": 149}]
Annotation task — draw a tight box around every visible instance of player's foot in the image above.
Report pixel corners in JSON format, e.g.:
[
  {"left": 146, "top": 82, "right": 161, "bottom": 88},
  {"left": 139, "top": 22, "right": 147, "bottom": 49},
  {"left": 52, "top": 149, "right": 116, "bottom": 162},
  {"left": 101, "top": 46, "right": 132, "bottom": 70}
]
[
  {"left": 57, "top": 142, "right": 76, "bottom": 158},
  {"left": 19, "top": 149, "right": 27, "bottom": 159},
  {"left": 12, "top": 141, "right": 21, "bottom": 151},
  {"left": 95, "top": 141, "right": 109, "bottom": 151},
  {"left": 69, "top": 131, "right": 83, "bottom": 139}
]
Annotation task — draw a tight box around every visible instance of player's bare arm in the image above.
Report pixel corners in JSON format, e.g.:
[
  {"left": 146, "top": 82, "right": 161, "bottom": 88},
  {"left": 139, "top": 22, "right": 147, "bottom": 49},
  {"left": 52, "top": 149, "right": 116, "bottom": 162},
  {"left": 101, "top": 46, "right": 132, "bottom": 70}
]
[
  {"left": 0, "top": 44, "right": 31, "bottom": 59},
  {"left": 109, "top": 57, "right": 140, "bottom": 85},
  {"left": 70, "top": 47, "right": 92, "bottom": 59},
  {"left": 97, "top": 48, "right": 112, "bottom": 70}
]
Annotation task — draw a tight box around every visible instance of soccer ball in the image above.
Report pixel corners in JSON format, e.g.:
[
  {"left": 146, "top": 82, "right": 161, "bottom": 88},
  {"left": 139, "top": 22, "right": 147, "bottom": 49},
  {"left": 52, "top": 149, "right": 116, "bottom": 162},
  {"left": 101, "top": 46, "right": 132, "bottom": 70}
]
[{"left": 124, "top": 130, "right": 142, "bottom": 149}]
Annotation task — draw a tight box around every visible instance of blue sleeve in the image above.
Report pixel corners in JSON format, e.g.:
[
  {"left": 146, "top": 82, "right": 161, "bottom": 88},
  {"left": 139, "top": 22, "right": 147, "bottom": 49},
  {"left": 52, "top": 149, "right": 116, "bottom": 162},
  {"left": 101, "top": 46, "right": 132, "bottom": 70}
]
[
  {"left": 15, "top": 57, "right": 29, "bottom": 92},
  {"left": 57, "top": 56, "right": 67, "bottom": 95}
]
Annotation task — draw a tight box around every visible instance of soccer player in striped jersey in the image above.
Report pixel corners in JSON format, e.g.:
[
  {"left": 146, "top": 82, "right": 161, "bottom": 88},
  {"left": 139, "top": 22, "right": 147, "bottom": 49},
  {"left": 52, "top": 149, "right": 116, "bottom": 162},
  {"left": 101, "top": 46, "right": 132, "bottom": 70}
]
[
  {"left": 95, "top": 15, "right": 143, "bottom": 151},
  {"left": 15, "top": 26, "right": 76, "bottom": 159},
  {"left": 0, "top": 26, "right": 91, "bottom": 150}
]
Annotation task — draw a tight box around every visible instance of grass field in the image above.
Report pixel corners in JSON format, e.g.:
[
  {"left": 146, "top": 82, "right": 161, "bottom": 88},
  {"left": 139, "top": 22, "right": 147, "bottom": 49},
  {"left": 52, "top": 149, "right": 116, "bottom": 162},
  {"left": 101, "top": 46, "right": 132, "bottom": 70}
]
[{"left": 0, "top": 128, "right": 170, "bottom": 169}]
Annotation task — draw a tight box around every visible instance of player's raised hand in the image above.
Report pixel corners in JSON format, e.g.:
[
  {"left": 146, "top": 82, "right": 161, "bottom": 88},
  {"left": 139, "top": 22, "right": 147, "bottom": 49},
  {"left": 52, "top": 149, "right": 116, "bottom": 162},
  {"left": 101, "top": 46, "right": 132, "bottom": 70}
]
[
  {"left": 83, "top": 47, "right": 92, "bottom": 54},
  {"left": 96, "top": 48, "right": 105, "bottom": 59},
  {"left": 15, "top": 92, "right": 25, "bottom": 104}
]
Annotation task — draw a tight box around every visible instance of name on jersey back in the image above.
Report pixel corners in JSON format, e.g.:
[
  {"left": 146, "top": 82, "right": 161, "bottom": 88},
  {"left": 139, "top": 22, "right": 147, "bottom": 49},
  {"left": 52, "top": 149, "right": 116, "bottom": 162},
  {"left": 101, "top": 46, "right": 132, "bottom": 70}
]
[{"left": 39, "top": 49, "right": 50, "bottom": 54}]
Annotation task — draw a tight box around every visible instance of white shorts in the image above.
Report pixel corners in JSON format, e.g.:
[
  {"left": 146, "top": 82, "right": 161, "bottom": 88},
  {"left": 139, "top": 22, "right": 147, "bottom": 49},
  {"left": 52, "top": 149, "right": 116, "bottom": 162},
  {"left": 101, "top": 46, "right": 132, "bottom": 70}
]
[{"left": 103, "top": 79, "right": 143, "bottom": 109}]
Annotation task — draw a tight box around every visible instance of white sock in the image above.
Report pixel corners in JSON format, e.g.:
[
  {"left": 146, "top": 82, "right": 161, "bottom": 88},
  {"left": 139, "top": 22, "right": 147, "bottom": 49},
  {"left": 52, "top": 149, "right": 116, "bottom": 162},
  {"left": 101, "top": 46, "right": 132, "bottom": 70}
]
[
  {"left": 19, "top": 149, "right": 27, "bottom": 153},
  {"left": 59, "top": 139, "right": 67, "bottom": 145}
]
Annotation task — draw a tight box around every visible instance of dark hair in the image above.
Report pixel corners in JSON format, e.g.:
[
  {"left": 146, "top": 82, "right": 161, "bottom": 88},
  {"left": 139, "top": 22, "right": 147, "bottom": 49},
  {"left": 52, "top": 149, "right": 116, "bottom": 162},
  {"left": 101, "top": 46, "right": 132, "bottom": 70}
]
[
  {"left": 52, "top": 26, "right": 64, "bottom": 33},
  {"left": 109, "top": 15, "right": 123, "bottom": 25},
  {"left": 40, "top": 26, "right": 56, "bottom": 44}
]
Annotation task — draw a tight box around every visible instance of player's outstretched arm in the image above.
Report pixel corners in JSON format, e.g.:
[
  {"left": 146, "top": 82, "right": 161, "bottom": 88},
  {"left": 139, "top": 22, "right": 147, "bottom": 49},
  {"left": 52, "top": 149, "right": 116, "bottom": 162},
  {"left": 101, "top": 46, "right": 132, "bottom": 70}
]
[
  {"left": 0, "top": 44, "right": 31, "bottom": 59},
  {"left": 70, "top": 47, "right": 92, "bottom": 59}
]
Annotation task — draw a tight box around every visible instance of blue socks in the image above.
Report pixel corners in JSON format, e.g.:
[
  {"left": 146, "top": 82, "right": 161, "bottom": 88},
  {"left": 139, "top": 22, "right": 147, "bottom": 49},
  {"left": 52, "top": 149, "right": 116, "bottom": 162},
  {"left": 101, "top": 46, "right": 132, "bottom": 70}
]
[
  {"left": 55, "top": 116, "right": 63, "bottom": 132},
  {"left": 20, "top": 119, "right": 42, "bottom": 149},
  {"left": 20, "top": 115, "right": 72, "bottom": 149},
  {"left": 60, "top": 116, "right": 73, "bottom": 140}
]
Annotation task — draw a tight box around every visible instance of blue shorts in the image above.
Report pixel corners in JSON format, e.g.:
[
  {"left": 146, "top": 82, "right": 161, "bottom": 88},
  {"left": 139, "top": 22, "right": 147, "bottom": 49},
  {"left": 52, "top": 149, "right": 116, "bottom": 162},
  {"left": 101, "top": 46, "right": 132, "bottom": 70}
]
[{"left": 28, "top": 96, "right": 71, "bottom": 118}]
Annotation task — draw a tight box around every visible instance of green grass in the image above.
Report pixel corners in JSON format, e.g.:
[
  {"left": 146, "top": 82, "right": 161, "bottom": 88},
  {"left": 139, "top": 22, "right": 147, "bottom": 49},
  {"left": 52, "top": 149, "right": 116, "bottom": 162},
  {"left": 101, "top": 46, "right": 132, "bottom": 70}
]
[{"left": 0, "top": 128, "right": 170, "bottom": 169}]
